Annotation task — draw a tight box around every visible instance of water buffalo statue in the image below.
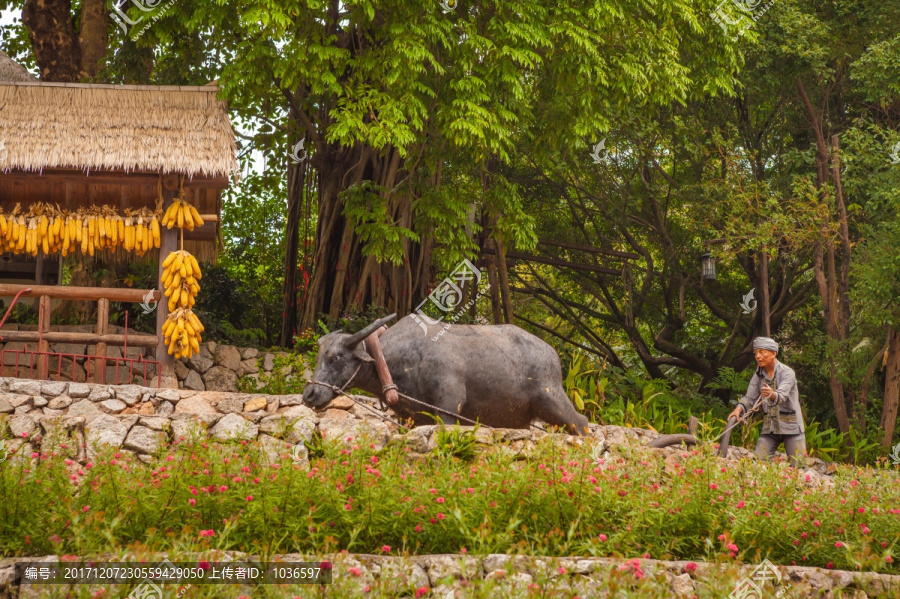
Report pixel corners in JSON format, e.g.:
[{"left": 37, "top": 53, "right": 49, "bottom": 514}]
[{"left": 302, "top": 313, "right": 590, "bottom": 435}]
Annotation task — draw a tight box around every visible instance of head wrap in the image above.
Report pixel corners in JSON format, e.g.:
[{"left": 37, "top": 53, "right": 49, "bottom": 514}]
[{"left": 753, "top": 337, "right": 779, "bottom": 353}]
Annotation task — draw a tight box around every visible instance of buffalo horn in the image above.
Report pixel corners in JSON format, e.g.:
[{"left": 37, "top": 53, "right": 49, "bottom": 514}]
[{"left": 342, "top": 313, "right": 398, "bottom": 349}]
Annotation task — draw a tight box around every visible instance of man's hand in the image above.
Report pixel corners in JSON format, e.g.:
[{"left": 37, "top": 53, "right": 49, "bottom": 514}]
[
  {"left": 760, "top": 383, "right": 776, "bottom": 400},
  {"left": 728, "top": 406, "right": 743, "bottom": 422}
]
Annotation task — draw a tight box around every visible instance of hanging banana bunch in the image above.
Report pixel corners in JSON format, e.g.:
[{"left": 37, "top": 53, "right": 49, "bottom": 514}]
[{"left": 161, "top": 191, "right": 204, "bottom": 231}]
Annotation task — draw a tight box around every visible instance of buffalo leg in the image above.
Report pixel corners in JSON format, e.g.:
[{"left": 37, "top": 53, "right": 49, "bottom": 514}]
[{"left": 533, "top": 390, "right": 591, "bottom": 436}]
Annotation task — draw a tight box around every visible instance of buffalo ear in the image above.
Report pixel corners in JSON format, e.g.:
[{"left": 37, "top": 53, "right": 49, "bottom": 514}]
[
  {"left": 353, "top": 345, "right": 375, "bottom": 363},
  {"left": 343, "top": 313, "right": 397, "bottom": 349}
]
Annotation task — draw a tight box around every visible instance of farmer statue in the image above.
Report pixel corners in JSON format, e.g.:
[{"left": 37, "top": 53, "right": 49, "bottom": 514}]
[{"left": 727, "top": 337, "right": 807, "bottom": 468}]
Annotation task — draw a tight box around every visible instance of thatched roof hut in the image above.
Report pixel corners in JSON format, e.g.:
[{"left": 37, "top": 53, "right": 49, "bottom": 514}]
[
  {"left": 0, "top": 79, "right": 239, "bottom": 270},
  {"left": 0, "top": 50, "right": 37, "bottom": 83},
  {"left": 0, "top": 81, "right": 238, "bottom": 177}
]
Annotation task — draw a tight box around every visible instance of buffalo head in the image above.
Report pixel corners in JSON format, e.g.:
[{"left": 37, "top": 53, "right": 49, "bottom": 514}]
[{"left": 302, "top": 313, "right": 397, "bottom": 409}]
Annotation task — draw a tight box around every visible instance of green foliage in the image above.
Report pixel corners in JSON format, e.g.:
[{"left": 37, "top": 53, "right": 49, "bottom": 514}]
[
  {"left": 237, "top": 352, "right": 314, "bottom": 395},
  {"left": 434, "top": 424, "right": 479, "bottom": 462},
  {"left": 193, "top": 265, "right": 268, "bottom": 347},
  {"left": 3, "top": 435, "right": 900, "bottom": 575}
]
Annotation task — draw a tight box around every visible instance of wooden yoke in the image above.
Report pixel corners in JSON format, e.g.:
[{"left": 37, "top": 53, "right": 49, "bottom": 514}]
[{"left": 365, "top": 325, "right": 399, "bottom": 406}]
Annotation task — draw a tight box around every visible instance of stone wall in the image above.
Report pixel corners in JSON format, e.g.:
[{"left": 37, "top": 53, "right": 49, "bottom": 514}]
[
  {"left": 0, "top": 376, "right": 839, "bottom": 486},
  {"left": 1, "top": 552, "right": 897, "bottom": 598},
  {"left": 0, "top": 324, "right": 297, "bottom": 392}
]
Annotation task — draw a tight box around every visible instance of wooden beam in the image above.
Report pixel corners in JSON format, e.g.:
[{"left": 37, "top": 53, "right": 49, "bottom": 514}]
[
  {"left": 538, "top": 238, "right": 641, "bottom": 260},
  {"left": 483, "top": 248, "right": 622, "bottom": 275},
  {"left": 0, "top": 284, "right": 160, "bottom": 303},
  {"left": 95, "top": 298, "right": 109, "bottom": 384},
  {"left": 37, "top": 295, "right": 51, "bottom": 378},
  {"left": 156, "top": 191, "right": 178, "bottom": 388},
  {"left": 0, "top": 330, "right": 158, "bottom": 347}
]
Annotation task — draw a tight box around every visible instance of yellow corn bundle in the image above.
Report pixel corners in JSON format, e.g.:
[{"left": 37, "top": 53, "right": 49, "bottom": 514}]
[
  {"left": 161, "top": 196, "right": 204, "bottom": 231},
  {"left": 161, "top": 249, "right": 202, "bottom": 311},
  {"left": 0, "top": 203, "right": 161, "bottom": 257},
  {"left": 162, "top": 307, "right": 204, "bottom": 359}
]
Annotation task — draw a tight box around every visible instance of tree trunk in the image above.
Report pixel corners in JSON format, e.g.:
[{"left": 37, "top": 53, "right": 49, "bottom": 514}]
[
  {"left": 298, "top": 145, "right": 432, "bottom": 330},
  {"left": 77, "top": 0, "right": 107, "bottom": 79},
  {"left": 881, "top": 326, "right": 900, "bottom": 449},
  {"left": 279, "top": 157, "right": 306, "bottom": 346},
  {"left": 22, "top": 0, "right": 81, "bottom": 81}
]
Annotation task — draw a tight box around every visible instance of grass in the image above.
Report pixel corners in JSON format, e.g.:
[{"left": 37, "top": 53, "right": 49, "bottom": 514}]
[{"left": 2, "top": 431, "right": 899, "bottom": 578}]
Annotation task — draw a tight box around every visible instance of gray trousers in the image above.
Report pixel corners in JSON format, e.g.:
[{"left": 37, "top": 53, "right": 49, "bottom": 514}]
[{"left": 754, "top": 433, "right": 807, "bottom": 468}]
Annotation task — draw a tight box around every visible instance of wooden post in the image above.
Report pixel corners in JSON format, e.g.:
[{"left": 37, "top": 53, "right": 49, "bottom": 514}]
[
  {"left": 37, "top": 294, "right": 51, "bottom": 379},
  {"left": 156, "top": 177, "right": 179, "bottom": 388},
  {"left": 95, "top": 298, "right": 109, "bottom": 384}
]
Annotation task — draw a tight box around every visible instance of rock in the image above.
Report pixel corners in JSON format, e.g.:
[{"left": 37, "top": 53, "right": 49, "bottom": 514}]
[
  {"left": 203, "top": 366, "right": 238, "bottom": 392},
  {"left": 6, "top": 394, "right": 31, "bottom": 408},
  {"left": 68, "top": 383, "right": 91, "bottom": 398},
  {"left": 183, "top": 370, "right": 205, "bottom": 391},
  {"left": 66, "top": 400, "right": 104, "bottom": 423},
  {"left": 48, "top": 395, "right": 73, "bottom": 410},
  {"left": 156, "top": 401, "right": 175, "bottom": 417},
  {"left": 238, "top": 358, "right": 258, "bottom": 376},
  {"left": 175, "top": 396, "right": 219, "bottom": 424},
  {"left": 42, "top": 407, "right": 63, "bottom": 417},
  {"left": 99, "top": 399, "right": 127, "bottom": 414},
  {"left": 137, "top": 402, "right": 156, "bottom": 415},
  {"left": 206, "top": 341, "right": 217, "bottom": 355},
  {"left": 32, "top": 396, "right": 48, "bottom": 407},
  {"left": 41, "top": 381, "right": 68, "bottom": 397},
  {"left": 85, "top": 415, "right": 130, "bottom": 457},
  {"left": 174, "top": 360, "right": 190, "bottom": 380},
  {"left": 244, "top": 396, "right": 267, "bottom": 412},
  {"left": 323, "top": 408, "right": 351, "bottom": 420},
  {"left": 8, "top": 414, "right": 38, "bottom": 438},
  {"left": 115, "top": 385, "right": 144, "bottom": 406},
  {"left": 262, "top": 353, "right": 275, "bottom": 371},
  {"left": 278, "top": 394, "right": 305, "bottom": 406},
  {"left": 9, "top": 379, "right": 41, "bottom": 396},
  {"left": 330, "top": 395, "right": 355, "bottom": 410},
  {"left": 424, "top": 555, "right": 481, "bottom": 585},
  {"left": 215, "top": 345, "right": 242, "bottom": 371},
  {"left": 156, "top": 389, "right": 181, "bottom": 403},
  {"left": 281, "top": 405, "right": 318, "bottom": 422},
  {"left": 123, "top": 425, "right": 166, "bottom": 454},
  {"left": 671, "top": 573, "right": 694, "bottom": 597},
  {"left": 216, "top": 396, "right": 247, "bottom": 413},
  {"left": 88, "top": 386, "right": 112, "bottom": 402},
  {"left": 48, "top": 359, "right": 87, "bottom": 383},
  {"left": 209, "top": 413, "right": 259, "bottom": 441},
  {"left": 188, "top": 352, "right": 214, "bottom": 374},
  {"left": 259, "top": 413, "right": 316, "bottom": 444},
  {"left": 241, "top": 347, "right": 259, "bottom": 360},
  {"left": 319, "top": 418, "right": 390, "bottom": 450},
  {"left": 258, "top": 434, "right": 293, "bottom": 466},
  {"left": 266, "top": 398, "right": 280, "bottom": 413},
  {"left": 171, "top": 416, "right": 206, "bottom": 442},
  {"left": 139, "top": 417, "right": 170, "bottom": 431},
  {"left": 0, "top": 396, "right": 12, "bottom": 414}
]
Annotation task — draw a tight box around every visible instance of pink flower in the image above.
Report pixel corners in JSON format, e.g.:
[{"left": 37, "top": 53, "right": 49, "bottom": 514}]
[
  {"left": 835, "top": 542, "right": 843, "bottom": 548},
  {"left": 684, "top": 562, "right": 698, "bottom": 572},
  {"left": 415, "top": 587, "right": 429, "bottom": 598},
  {"left": 599, "top": 534, "right": 607, "bottom": 542},
  {"left": 437, "top": 513, "right": 445, "bottom": 520},
  {"left": 415, "top": 525, "right": 422, "bottom": 533},
  {"left": 558, "top": 567, "right": 566, "bottom": 574},
  {"left": 219, "top": 485, "right": 227, "bottom": 492},
  {"left": 188, "top": 499, "right": 197, "bottom": 506},
  {"left": 429, "top": 488, "right": 437, "bottom": 494},
  {"left": 710, "top": 483, "right": 718, "bottom": 490},
  {"left": 813, "top": 520, "right": 821, "bottom": 527},
  {"left": 199, "top": 529, "right": 215, "bottom": 538},
  {"left": 436, "top": 498, "right": 444, "bottom": 504},
  {"left": 887, "top": 556, "right": 893, "bottom": 563},
  {"left": 460, "top": 547, "right": 467, "bottom": 554},
  {"left": 246, "top": 495, "right": 253, "bottom": 501},
  {"left": 82, "top": 505, "right": 90, "bottom": 512},
  {"left": 349, "top": 567, "right": 362, "bottom": 577},
  {"left": 381, "top": 545, "right": 391, "bottom": 553},
  {"left": 21, "top": 432, "right": 28, "bottom": 438}
]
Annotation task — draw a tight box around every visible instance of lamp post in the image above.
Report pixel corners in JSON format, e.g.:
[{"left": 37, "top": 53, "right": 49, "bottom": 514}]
[{"left": 701, "top": 239, "right": 770, "bottom": 336}]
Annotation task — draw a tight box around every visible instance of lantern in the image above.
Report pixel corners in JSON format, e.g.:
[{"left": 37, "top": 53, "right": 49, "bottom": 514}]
[{"left": 701, "top": 252, "right": 716, "bottom": 281}]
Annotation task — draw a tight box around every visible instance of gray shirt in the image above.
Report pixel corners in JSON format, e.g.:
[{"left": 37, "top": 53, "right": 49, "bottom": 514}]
[{"left": 737, "top": 360, "right": 805, "bottom": 435}]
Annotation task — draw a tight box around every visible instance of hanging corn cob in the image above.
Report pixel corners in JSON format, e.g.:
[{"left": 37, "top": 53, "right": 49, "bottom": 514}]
[
  {"left": 160, "top": 250, "right": 204, "bottom": 358},
  {"left": 0, "top": 202, "right": 161, "bottom": 257},
  {"left": 162, "top": 307, "right": 204, "bottom": 359},
  {"left": 161, "top": 193, "right": 204, "bottom": 230}
]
